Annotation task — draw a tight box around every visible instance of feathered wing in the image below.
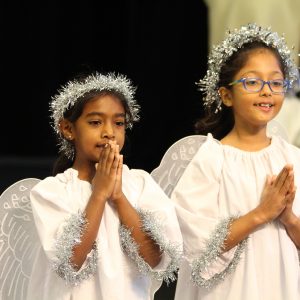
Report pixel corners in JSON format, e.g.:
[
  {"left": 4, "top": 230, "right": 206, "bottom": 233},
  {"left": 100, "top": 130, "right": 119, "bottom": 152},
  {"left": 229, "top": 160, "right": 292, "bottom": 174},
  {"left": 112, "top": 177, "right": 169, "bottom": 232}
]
[
  {"left": 267, "top": 119, "right": 289, "bottom": 142},
  {"left": 0, "top": 178, "right": 41, "bottom": 300},
  {"left": 151, "top": 135, "right": 207, "bottom": 197}
]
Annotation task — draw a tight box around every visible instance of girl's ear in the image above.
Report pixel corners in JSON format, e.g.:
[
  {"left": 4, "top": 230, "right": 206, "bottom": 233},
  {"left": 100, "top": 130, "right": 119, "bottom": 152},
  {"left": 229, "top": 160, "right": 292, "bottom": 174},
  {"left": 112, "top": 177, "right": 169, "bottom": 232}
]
[
  {"left": 59, "top": 119, "right": 74, "bottom": 141},
  {"left": 219, "top": 87, "right": 233, "bottom": 107}
]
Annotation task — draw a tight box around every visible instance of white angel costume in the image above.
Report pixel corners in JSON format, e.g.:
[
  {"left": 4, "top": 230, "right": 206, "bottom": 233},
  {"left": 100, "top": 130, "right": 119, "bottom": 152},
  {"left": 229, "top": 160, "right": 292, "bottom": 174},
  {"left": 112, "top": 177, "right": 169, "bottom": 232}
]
[
  {"left": 26, "top": 165, "right": 182, "bottom": 300},
  {"left": 171, "top": 134, "right": 300, "bottom": 300}
]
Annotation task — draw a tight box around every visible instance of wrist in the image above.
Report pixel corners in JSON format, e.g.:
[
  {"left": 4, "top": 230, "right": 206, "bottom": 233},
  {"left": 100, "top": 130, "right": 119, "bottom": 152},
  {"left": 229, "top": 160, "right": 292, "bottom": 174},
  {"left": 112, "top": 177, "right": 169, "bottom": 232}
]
[
  {"left": 111, "top": 192, "right": 127, "bottom": 207},
  {"left": 251, "top": 208, "right": 269, "bottom": 226},
  {"left": 280, "top": 212, "right": 298, "bottom": 228},
  {"left": 90, "top": 192, "right": 109, "bottom": 204}
]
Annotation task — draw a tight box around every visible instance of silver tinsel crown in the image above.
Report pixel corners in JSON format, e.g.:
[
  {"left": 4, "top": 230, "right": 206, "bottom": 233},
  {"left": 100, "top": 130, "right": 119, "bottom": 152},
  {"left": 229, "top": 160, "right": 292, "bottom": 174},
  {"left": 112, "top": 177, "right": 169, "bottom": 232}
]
[
  {"left": 197, "top": 23, "right": 299, "bottom": 112},
  {"left": 50, "top": 72, "right": 140, "bottom": 159}
]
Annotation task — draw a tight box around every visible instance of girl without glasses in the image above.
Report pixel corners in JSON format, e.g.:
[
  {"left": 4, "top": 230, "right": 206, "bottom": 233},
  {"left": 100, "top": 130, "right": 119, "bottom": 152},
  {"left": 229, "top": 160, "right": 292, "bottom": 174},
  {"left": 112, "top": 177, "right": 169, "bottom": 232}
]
[
  {"left": 27, "top": 72, "right": 182, "bottom": 300},
  {"left": 171, "top": 24, "right": 300, "bottom": 300}
]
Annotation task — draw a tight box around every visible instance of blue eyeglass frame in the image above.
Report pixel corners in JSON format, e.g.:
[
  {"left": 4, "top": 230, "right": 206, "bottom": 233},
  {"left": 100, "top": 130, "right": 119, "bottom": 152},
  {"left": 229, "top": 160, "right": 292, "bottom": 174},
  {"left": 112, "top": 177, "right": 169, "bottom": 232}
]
[{"left": 228, "top": 77, "right": 290, "bottom": 94}]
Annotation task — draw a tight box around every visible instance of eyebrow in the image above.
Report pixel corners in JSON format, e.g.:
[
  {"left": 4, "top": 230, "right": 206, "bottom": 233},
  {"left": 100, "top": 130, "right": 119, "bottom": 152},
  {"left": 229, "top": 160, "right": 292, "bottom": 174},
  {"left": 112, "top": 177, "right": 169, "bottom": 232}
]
[
  {"left": 241, "top": 70, "right": 283, "bottom": 77},
  {"left": 85, "top": 112, "right": 126, "bottom": 118}
]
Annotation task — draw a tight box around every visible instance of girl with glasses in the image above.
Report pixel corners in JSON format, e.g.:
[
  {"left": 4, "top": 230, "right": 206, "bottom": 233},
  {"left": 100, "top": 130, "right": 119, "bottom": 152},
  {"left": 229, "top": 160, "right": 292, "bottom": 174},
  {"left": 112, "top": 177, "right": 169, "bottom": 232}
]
[{"left": 171, "top": 24, "right": 300, "bottom": 300}]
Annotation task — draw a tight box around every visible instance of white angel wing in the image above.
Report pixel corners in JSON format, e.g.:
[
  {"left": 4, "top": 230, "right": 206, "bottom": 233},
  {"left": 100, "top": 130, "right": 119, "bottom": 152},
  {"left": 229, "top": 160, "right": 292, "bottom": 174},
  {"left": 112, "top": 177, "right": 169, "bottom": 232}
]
[
  {"left": 0, "top": 178, "right": 41, "bottom": 300},
  {"left": 267, "top": 119, "right": 289, "bottom": 142},
  {"left": 151, "top": 135, "right": 207, "bottom": 197}
]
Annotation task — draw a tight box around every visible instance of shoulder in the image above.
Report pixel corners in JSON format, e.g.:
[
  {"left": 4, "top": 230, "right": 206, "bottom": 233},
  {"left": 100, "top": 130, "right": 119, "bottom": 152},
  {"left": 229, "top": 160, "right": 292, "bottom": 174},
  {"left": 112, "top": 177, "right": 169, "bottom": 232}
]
[
  {"left": 272, "top": 135, "right": 300, "bottom": 154},
  {"left": 31, "top": 168, "right": 80, "bottom": 197},
  {"left": 170, "top": 134, "right": 224, "bottom": 189},
  {"left": 122, "top": 164, "right": 154, "bottom": 185},
  {"left": 270, "top": 136, "right": 300, "bottom": 175},
  {"left": 122, "top": 164, "right": 164, "bottom": 193},
  {"left": 189, "top": 133, "right": 224, "bottom": 173}
]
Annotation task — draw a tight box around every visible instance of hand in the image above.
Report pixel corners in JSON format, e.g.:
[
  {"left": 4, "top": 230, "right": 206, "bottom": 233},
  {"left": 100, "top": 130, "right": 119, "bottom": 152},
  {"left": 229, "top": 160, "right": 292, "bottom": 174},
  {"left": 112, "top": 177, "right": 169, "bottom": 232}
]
[
  {"left": 255, "top": 164, "right": 293, "bottom": 224},
  {"left": 278, "top": 170, "right": 297, "bottom": 225},
  {"left": 91, "top": 141, "right": 119, "bottom": 201},
  {"left": 111, "top": 145, "right": 125, "bottom": 204}
]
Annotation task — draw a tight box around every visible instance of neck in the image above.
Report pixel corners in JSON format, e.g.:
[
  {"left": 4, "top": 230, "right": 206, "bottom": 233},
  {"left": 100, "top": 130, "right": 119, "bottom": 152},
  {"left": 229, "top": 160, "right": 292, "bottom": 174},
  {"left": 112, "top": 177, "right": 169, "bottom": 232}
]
[
  {"left": 221, "top": 124, "right": 271, "bottom": 151},
  {"left": 72, "top": 160, "right": 96, "bottom": 182}
]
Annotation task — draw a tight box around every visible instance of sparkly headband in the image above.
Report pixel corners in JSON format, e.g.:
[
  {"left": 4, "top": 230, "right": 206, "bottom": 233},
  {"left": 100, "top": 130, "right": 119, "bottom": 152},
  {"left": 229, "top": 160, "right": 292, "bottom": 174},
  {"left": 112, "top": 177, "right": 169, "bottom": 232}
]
[
  {"left": 50, "top": 72, "right": 140, "bottom": 159},
  {"left": 197, "top": 23, "right": 299, "bottom": 112}
]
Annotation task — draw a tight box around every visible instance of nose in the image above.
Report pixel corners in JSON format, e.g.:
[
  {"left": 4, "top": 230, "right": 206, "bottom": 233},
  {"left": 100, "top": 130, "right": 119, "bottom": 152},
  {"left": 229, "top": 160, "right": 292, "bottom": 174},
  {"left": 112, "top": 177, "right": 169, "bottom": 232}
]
[
  {"left": 101, "top": 122, "right": 115, "bottom": 139},
  {"left": 259, "top": 81, "right": 272, "bottom": 96}
]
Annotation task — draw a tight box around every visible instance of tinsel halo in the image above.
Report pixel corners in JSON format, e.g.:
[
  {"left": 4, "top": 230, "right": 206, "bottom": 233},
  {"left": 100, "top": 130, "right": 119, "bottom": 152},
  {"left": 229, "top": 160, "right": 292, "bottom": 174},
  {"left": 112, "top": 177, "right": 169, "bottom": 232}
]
[
  {"left": 50, "top": 72, "right": 140, "bottom": 159},
  {"left": 197, "top": 23, "right": 299, "bottom": 112}
]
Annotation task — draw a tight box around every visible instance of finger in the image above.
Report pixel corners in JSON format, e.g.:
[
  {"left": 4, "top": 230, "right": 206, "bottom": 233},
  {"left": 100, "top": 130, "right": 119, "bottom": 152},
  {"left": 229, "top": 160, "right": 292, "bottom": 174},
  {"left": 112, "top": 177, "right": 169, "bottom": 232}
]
[
  {"left": 117, "top": 155, "right": 123, "bottom": 178},
  {"left": 105, "top": 143, "right": 116, "bottom": 171},
  {"left": 115, "top": 144, "right": 120, "bottom": 156},
  {"left": 115, "top": 155, "right": 123, "bottom": 188},
  {"left": 110, "top": 150, "right": 119, "bottom": 173},
  {"left": 285, "top": 188, "right": 296, "bottom": 205},
  {"left": 290, "top": 172, "right": 295, "bottom": 189},
  {"left": 271, "top": 175, "right": 276, "bottom": 184},
  {"left": 108, "top": 140, "right": 116, "bottom": 148},
  {"left": 264, "top": 175, "right": 273, "bottom": 188},
  {"left": 273, "top": 165, "right": 290, "bottom": 190},
  {"left": 286, "top": 172, "right": 295, "bottom": 193},
  {"left": 279, "top": 171, "right": 294, "bottom": 195},
  {"left": 99, "top": 143, "right": 110, "bottom": 170}
]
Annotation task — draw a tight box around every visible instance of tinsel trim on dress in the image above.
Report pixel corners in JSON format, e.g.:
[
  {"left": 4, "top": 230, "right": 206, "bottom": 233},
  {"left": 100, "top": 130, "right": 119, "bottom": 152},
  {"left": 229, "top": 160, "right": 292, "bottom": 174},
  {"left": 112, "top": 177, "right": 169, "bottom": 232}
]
[
  {"left": 119, "top": 208, "right": 182, "bottom": 284},
  {"left": 191, "top": 216, "right": 248, "bottom": 289},
  {"left": 52, "top": 212, "right": 98, "bottom": 286}
]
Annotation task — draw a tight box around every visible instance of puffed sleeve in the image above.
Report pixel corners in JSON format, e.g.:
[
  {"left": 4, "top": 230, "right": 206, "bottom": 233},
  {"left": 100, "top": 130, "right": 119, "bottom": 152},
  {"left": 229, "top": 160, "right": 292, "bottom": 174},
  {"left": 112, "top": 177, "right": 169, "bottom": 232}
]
[
  {"left": 30, "top": 174, "right": 97, "bottom": 286},
  {"left": 119, "top": 167, "right": 183, "bottom": 284},
  {"left": 171, "top": 134, "right": 247, "bottom": 289},
  {"left": 284, "top": 140, "right": 300, "bottom": 218}
]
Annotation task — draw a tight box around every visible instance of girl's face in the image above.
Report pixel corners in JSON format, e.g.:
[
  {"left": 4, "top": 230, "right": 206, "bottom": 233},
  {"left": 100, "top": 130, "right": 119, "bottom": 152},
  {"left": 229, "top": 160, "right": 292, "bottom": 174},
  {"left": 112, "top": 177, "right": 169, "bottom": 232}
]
[
  {"left": 71, "top": 94, "right": 126, "bottom": 165},
  {"left": 220, "top": 49, "right": 285, "bottom": 130}
]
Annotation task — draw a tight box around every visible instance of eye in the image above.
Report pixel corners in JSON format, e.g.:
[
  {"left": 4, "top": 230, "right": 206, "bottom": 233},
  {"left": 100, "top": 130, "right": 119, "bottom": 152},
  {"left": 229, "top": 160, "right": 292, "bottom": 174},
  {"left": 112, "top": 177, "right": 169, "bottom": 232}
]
[
  {"left": 88, "top": 120, "right": 102, "bottom": 126},
  {"left": 116, "top": 120, "right": 125, "bottom": 127},
  {"left": 245, "top": 78, "right": 260, "bottom": 86},
  {"left": 270, "top": 80, "right": 284, "bottom": 87}
]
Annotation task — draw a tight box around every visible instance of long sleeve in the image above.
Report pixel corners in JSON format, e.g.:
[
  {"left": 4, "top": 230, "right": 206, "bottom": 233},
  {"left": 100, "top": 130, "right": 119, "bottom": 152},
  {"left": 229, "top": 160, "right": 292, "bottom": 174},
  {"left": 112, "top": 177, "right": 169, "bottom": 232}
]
[
  {"left": 30, "top": 171, "right": 97, "bottom": 286},
  {"left": 171, "top": 135, "right": 247, "bottom": 289},
  {"left": 119, "top": 166, "right": 183, "bottom": 284}
]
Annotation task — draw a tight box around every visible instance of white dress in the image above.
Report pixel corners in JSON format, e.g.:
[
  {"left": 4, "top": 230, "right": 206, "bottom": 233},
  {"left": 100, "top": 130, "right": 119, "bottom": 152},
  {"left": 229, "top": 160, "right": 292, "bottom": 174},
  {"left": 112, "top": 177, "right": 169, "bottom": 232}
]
[
  {"left": 171, "top": 134, "right": 300, "bottom": 300},
  {"left": 27, "top": 165, "right": 182, "bottom": 300}
]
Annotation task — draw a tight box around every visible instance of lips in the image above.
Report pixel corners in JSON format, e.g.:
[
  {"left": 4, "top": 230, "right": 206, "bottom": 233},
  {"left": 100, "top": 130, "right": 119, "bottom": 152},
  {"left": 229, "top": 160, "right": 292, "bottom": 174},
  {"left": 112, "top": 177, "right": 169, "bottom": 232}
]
[
  {"left": 254, "top": 103, "right": 274, "bottom": 108},
  {"left": 96, "top": 143, "right": 107, "bottom": 148},
  {"left": 254, "top": 102, "right": 274, "bottom": 112}
]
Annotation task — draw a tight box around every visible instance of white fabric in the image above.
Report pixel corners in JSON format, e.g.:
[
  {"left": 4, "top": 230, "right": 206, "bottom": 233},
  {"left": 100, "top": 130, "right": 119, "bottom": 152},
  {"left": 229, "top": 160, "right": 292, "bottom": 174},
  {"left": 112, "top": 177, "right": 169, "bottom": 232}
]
[
  {"left": 172, "top": 134, "right": 300, "bottom": 300},
  {"left": 204, "top": 0, "right": 300, "bottom": 65},
  {"left": 27, "top": 165, "right": 182, "bottom": 300}
]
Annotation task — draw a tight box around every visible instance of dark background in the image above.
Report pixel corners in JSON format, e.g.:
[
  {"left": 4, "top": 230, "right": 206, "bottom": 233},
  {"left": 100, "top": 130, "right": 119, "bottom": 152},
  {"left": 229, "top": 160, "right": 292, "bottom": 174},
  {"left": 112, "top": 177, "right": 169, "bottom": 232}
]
[{"left": 1, "top": 1, "right": 208, "bottom": 298}]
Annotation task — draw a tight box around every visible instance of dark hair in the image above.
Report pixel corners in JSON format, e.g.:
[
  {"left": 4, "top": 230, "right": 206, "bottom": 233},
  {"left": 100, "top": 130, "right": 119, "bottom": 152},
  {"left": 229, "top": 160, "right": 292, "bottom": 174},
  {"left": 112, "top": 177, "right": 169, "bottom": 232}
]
[
  {"left": 195, "top": 41, "right": 286, "bottom": 140},
  {"left": 52, "top": 88, "right": 133, "bottom": 176}
]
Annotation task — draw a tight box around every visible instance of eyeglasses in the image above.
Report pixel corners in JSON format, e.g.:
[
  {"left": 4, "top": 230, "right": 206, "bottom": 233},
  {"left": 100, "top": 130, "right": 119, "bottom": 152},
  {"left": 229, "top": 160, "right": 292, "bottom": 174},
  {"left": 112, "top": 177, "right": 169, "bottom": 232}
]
[{"left": 228, "top": 78, "right": 290, "bottom": 94}]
